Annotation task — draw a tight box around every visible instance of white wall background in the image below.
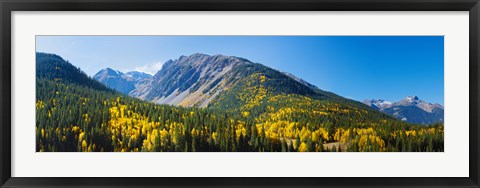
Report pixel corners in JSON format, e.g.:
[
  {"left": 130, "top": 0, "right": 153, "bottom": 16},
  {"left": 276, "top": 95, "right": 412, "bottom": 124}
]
[{"left": 11, "top": 11, "right": 469, "bottom": 177}]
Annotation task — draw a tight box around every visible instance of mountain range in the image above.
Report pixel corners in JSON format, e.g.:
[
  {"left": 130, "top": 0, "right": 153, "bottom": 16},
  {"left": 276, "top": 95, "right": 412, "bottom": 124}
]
[
  {"left": 94, "top": 53, "right": 347, "bottom": 108},
  {"left": 36, "top": 52, "right": 444, "bottom": 152},
  {"left": 93, "top": 68, "right": 152, "bottom": 95},
  {"left": 363, "top": 96, "right": 444, "bottom": 124},
  {"left": 93, "top": 53, "right": 443, "bottom": 125}
]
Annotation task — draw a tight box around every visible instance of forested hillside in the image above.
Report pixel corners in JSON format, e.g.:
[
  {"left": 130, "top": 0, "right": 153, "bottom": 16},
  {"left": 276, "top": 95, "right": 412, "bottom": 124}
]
[{"left": 36, "top": 52, "right": 444, "bottom": 152}]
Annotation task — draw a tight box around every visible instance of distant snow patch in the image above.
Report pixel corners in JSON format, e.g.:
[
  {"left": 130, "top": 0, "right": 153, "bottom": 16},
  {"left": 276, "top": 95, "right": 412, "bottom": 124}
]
[{"left": 135, "top": 62, "right": 165, "bottom": 75}]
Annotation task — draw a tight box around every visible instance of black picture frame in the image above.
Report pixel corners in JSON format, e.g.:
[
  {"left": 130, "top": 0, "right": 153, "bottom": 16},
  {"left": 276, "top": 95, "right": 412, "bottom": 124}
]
[{"left": 1, "top": 0, "right": 479, "bottom": 187}]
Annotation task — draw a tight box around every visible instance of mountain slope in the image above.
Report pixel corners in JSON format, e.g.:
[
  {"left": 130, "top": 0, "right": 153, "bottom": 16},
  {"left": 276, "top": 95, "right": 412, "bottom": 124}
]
[
  {"left": 131, "top": 54, "right": 254, "bottom": 107},
  {"left": 363, "top": 96, "right": 444, "bottom": 124},
  {"left": 130, "top": 53, "right": 369, "bottom": 110},
  {"left": 282, "top": 72, "right": 319, "bottom": 90},
  {"left": 36, "top": 52, "right": 444, "bottom": 152},
  {"left": 36, "top": 52, "right": 111, "bottom": 92}
]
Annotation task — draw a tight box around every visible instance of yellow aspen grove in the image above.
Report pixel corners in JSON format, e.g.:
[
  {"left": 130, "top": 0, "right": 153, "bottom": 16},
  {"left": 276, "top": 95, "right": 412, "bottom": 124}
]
[{"left": 298, "top": 142, "right": 308, "bottom": 152}]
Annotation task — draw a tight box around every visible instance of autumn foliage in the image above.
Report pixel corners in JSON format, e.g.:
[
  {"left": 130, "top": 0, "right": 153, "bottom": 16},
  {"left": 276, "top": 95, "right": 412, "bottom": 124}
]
[{"left": 36, "top": 52, "right": 444, "bottom": 152}]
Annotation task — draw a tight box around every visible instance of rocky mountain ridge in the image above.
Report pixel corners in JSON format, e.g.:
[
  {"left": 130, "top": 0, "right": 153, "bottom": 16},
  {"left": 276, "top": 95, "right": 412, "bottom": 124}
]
[{"left": 363, "top": 96, "right": 444, "bottom": 124}]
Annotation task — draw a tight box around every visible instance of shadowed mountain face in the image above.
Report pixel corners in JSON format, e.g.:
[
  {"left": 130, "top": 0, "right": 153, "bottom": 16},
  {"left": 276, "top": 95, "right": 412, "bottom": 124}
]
[
  {"left": 363, "top": 96, "right": 444, "bottom": 124},
  {"left": 93, "top": 68, "right": 152, "bottom": 95},
  {"left": 36, "top": 52, "right": 112, "bottom": 92}
]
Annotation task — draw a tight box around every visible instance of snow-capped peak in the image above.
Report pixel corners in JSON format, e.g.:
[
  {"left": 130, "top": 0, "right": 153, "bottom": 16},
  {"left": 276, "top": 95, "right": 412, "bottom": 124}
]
[
  {"left": 363, "top": 99, "right": 393, "bottom": 110},
  {"left": 393, "top": 96, "right": 444, "bottom": 113}
]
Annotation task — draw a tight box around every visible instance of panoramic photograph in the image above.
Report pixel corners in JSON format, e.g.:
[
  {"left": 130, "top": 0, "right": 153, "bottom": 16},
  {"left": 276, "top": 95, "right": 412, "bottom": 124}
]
[{"left": 35, "top": 36, "right": 444, "bottom": 152}]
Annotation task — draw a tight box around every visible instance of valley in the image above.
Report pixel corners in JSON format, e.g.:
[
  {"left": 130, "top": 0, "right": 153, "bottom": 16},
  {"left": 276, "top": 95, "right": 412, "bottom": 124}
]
[{"left": 36, "top": 52, "right": 444, "bottom": 152}]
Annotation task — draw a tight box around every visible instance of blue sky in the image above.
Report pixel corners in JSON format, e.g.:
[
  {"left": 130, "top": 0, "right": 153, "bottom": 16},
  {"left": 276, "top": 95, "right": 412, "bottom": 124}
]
[{"left": 36, "top": 36, "right": 444, "bottom": 105}]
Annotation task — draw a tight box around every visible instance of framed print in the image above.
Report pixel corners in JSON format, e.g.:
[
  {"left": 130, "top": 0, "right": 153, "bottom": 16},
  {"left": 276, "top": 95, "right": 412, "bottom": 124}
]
[{"left": 1, "top": 0, "right": 479, "bottom": 187}]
